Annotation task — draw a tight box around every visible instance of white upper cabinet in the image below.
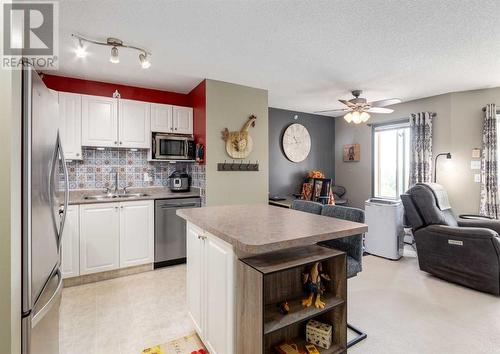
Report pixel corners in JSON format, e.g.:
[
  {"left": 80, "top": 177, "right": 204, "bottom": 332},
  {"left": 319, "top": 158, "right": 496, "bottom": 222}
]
[
  {"left": 81, "top": 95, "right": 118, "bottom": 147},
  {"left": 151, "top": 103, "right": 173, "bottom": 133},
  {"left": 118, "top": 99, "right": 151, "bottom": 148},
  {"left": 58, "top": 92, "right": 82, "bottom": 160},
  {"left": 119, "top": 200, "right": 154, "bottom": 268},
  {"left": 61, "top": 205, "right": 80, "bottom": 278},
  {"left": 172, "top": 106, "right": 193, "bottom": 134}
]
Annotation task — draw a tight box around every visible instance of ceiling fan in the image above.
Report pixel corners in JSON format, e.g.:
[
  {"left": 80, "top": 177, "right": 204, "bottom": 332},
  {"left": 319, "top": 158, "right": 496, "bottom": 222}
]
[{"left": 316, "top": 90, "right": 402, "bottom": 124}]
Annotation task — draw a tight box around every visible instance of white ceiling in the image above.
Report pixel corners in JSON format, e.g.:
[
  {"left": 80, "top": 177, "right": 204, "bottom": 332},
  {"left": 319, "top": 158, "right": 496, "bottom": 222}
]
[{"left": 56, "top": 0, "right": 500, "bottom": 113}]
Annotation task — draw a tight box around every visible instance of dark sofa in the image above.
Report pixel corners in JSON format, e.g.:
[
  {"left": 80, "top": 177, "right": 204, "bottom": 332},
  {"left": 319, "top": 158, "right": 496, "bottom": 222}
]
[{"left": 401, "top": 183, "right": 500, "bottom": 295}]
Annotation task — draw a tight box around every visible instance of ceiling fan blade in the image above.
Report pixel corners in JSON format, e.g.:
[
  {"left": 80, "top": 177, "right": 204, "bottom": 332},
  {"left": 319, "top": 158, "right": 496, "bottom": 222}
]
[
  {"left": 367, "top": 107, "right": 394, "bottom": 114},
  {"left": 314, "top": 108, "right": 350, "bottom": 114},
  {"left": 369, "top": 98, "right": 402, "bottom": 107},
  {"left": 339, "top": 99, "right": 357, "bottom": 108}
]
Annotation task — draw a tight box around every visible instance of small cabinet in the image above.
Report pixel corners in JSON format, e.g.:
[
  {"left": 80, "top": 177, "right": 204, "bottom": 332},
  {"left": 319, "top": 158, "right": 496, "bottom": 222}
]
[
  {"left": 119, "top": 99, "right": 151, "bottom": 148},
  {"left": 151, "top": 103, "right": 173, "bottom": 133},
  {"left": 172, "top": 106, "right": 193, "bottom": 134},
  {"left": 58, "top": 92, "right": 82, "bottom": 160},
  {"left": 61, "top": 205, "right": 80, "bottom": 278},
  {"left": 119, "top": 200, "right": 154, "bottom": 267},
  {"left": 79, "top": 203, "right": 120, "bottom": 274},
  {"left": 81, "top": 95, "right": 118, "bottom": 147},
  {"left": 186, "top": 223, "right": 234, "bottom": 354}
]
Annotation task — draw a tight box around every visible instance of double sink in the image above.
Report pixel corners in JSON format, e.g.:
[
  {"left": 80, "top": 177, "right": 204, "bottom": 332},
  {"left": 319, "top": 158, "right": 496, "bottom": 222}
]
[{"left": 83, "top": 192, "right": 150, "bottom": 201}]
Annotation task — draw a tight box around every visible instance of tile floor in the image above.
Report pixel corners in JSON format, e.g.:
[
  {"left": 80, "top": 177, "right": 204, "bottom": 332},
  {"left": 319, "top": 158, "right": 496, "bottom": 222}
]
[
  {"left": 61, "top": 247, "right": 500, "bottom": 354},
  {"left": 59, "top": 265, "right": 193, "bottom": 354}
]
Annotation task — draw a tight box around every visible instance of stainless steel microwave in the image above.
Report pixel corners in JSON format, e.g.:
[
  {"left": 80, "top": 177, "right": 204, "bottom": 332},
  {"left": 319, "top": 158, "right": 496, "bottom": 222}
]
[{"left": 152, "top": 133, "right": 196, "bottom": 160}]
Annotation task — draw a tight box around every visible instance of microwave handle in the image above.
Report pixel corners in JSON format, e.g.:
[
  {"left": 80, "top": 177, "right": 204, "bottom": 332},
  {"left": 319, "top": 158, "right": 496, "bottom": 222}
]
[
  {"left": 152, "top": 136, "right": 156, "bottom": 157},
  {"left": 184, "top": 139, "right": 188, "bottom": 157}
]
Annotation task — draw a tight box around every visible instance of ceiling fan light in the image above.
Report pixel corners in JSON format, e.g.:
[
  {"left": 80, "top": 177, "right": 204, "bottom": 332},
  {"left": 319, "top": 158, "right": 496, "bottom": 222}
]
[
  {"left": 139, "top": 53, "right": 151, "bottom": 69},
  {"left": 352, "top": 111, "right": 361, "bottom": 124},
  {"left": 110, "top": 46, "right": 119, "bottom": 63},
  {"left": 360, "top": 111, "right": 370, "bottom": 122},
  {"left": 344, "top": 112, "right": 352, "bottom": 123}
]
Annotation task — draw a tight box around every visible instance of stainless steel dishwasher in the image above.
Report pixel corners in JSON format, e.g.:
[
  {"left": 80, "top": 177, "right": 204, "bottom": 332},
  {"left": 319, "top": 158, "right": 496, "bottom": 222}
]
[{"left": 154, "top": 197, "right": 201, "bottom": 268}]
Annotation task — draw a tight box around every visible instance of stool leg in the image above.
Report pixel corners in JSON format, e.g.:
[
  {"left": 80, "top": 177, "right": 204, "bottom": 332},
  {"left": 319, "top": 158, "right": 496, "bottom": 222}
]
[{"left": 347, "top": 322, "right": 367, "bottom": 348}]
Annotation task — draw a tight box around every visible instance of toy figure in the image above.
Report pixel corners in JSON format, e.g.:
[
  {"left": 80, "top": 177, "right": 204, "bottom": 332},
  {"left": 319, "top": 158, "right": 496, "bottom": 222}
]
[{"left": 302, "top": 262, "right": 331, "bottom": 309}]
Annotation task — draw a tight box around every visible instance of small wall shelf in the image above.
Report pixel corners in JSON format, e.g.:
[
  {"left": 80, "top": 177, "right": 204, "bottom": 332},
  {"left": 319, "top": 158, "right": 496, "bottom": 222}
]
[{"left": 236, "top": 245, "right": 347, "bottom": 354}]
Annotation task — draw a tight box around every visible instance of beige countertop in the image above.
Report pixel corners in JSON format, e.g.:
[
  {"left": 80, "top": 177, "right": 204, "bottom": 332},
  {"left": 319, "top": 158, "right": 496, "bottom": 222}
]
[
  {"left": 177, "top": 204, "right": 367, "bottom": 255},
  {"left": 68, "top": 187, "right": 200, "bottom": 205}
]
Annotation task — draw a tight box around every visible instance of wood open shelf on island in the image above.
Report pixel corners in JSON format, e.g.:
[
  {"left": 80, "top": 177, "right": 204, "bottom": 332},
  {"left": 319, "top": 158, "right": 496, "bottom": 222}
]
[{"left": 264, "top": 294, "right": 344, "bottom": 334}]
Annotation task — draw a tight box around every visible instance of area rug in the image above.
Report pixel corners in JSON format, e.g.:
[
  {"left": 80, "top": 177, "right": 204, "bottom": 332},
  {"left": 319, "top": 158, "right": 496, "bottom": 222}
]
[{"left": 141, "top": 332, "right": 207, "bottom": 354}]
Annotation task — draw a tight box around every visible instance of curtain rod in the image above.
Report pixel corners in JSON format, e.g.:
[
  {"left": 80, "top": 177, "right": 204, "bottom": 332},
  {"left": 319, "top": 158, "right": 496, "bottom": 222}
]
[{"left": 482, "top": 106, "right": 500, "bottom": 113}]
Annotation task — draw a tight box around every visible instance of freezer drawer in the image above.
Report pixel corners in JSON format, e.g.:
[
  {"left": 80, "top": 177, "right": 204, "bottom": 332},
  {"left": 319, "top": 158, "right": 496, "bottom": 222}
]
[{"left": 154, "top": 198, "right": 201, "bottom": 267}]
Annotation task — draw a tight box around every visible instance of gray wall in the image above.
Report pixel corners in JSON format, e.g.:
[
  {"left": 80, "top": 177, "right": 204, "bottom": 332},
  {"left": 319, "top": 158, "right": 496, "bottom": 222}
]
[
  {"left": 269, "top": 108, "right": 335, "bottom": 197},
  {"left": 335, "top": 87, "right": 500, "bottom": 214}
]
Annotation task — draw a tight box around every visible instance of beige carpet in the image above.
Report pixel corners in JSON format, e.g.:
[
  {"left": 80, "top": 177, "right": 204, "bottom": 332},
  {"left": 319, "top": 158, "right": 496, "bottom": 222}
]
[{"left": 348, "top": 248, "right": 500, "bottom": 353}]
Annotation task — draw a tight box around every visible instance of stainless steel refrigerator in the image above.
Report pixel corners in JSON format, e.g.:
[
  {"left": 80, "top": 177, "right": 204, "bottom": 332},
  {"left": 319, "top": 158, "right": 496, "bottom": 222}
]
[{"left": 22, "top": 66, "right": 69, "bottom": 354}]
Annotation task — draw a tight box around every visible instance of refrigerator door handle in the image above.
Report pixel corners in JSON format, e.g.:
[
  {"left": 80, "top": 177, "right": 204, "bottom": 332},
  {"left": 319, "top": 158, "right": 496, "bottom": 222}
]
[
  {"left": 57, "top": 131, "right": 70, "bottom": 249},
  {"left": 31, "top": 269, "right": 62, "bottom": 327}
]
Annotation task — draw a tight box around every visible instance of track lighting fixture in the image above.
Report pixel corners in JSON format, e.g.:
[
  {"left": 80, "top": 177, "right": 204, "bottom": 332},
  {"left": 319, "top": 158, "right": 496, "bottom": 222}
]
[
  {"left": 75, "top": 39, "right": 87, "bottom": 58},
  {"left": 71, "top": 34, "right": 152, "bottom": 68},
  {"left": 110, "top": 46, "right": 119, "bottom": 64}
]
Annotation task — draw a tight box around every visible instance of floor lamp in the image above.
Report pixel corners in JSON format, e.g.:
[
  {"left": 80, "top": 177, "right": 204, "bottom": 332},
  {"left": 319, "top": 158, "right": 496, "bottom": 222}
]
[{"left": 433, "top": 152, "right": 452, "bottom": 183}]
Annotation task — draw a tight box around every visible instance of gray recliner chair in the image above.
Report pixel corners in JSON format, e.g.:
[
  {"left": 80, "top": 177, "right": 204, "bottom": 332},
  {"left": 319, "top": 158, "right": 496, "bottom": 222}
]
[{"left": 401, "top": 183, "right": 500, "bottom": 295}]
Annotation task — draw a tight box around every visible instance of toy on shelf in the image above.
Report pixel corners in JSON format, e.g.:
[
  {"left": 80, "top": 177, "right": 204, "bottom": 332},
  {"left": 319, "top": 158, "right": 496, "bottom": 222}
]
[
  {"left": 277, "top": 300, "right": 290, "bottom": 315},
  {"left": 274, "top": 342, "right": 306, "bottom": 354},
  {"left": 304, "top": 343, "right": 320, "bottom": 354},
  {"left": 302, "top": 262, "right": 331, "bottom": 309}
]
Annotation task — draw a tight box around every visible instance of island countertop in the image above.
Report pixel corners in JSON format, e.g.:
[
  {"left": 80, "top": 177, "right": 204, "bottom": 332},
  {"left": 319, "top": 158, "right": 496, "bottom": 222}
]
[{"left": 177, "top": 204, "right": 368, "bottom": 255}]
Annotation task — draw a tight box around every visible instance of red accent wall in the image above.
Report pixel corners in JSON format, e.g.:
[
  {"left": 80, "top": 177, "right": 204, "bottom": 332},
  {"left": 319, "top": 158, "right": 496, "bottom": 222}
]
[
  {"left": 188, "top": 80, "right": 207, "bottom": 164},
  {"left": 42, "top": 74, "right": 191, "bottom": 106}
]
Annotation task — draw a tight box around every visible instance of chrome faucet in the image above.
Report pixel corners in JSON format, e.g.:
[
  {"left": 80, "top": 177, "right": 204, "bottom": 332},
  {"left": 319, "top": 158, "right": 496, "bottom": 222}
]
[{"left": 113, "top": 172, "right": 119, "bottom": 194}]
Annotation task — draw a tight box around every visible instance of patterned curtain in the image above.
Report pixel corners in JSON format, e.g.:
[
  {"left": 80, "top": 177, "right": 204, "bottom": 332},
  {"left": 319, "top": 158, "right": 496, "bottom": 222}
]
[
  {"left": 479, "top": 104, "right": 498, "bottom": 218},
  {"left": 409, "top": 112, "right": 433, "bottom": 186}
]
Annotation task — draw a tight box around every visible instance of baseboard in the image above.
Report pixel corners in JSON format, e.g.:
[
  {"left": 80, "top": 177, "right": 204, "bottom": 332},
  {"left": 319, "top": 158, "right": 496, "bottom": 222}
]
[
  {"left": 63, "top": 263, "right": 153, "bottom": 287},
  {"left": 154, "top": 258, "right": 186, "bottom": 269}
]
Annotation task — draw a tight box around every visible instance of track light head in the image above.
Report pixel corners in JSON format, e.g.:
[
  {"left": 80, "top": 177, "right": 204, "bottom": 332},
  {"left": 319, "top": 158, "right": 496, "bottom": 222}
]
[
  {"left": 110, "top": 46, "right": 119, "bottom": 64},
  {"left": 139, "top": 53, "right": 151, "bottom": 69}
]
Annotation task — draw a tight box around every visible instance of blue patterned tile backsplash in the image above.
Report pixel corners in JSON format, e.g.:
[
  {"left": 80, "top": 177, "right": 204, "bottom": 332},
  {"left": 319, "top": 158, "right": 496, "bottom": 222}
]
[{"left": 62, "top": 147, "right": 205, "bottom": 202}]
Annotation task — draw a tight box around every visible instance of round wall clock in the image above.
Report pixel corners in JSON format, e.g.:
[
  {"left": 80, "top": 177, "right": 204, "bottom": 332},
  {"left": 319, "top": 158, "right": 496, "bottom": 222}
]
[{"left": 282, "top": 123, "right": 311, "bottom": 162}]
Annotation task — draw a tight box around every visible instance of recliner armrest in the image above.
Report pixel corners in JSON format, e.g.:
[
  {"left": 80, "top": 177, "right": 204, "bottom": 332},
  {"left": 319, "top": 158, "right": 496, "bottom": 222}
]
[
  {"left": 457, "top": 218, "right": 500, "bottom": 235},
  {"left": 426, "top": 224, "right": 499, "bottom": 239}
]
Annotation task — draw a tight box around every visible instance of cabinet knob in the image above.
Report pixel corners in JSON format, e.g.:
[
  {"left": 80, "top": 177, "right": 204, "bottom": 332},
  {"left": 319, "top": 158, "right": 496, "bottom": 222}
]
[
  {"left": 114, "top": 206, "right": 118, "bottom": 210},
  {"left": 114, "top": 141, "right": 118, "bottom": 145},
  {"left": 76, "top": 153, "right": 80, "bottom": 156},
  {"left": 119, "top": 141, "right": 123, "bottom": 145},
  {"left": 174, "top": 128, "right": 177, "bottom": 130}
]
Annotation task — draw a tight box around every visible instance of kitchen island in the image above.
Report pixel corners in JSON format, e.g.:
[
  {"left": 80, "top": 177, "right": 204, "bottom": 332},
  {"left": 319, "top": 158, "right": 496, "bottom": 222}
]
[{"left": 177, "top": 204, "right": 367, "bottom": 354}]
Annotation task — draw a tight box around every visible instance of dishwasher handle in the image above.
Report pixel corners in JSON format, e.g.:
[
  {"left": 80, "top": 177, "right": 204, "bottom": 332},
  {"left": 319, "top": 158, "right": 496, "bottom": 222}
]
[{"left": 159, "top": 203, "right": 200, "bottom": 209}]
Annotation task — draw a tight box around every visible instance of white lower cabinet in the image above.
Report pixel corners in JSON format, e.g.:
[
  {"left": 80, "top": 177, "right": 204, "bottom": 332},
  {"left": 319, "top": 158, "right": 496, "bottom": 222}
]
[
  {"left": 119, "top": 200, "right": 154, "bottom": 267},
  {"left": 80, "top": 203, "right": 121, "bottom": 275},
  {"left": 61, "top": 205, "right": 80, "bottom": 278},
  {"left": 186, "top": 223, "right": 234, "bottom": 354},
  {"left": 78, "top": 200, "right": 154, "bottom": 275}
]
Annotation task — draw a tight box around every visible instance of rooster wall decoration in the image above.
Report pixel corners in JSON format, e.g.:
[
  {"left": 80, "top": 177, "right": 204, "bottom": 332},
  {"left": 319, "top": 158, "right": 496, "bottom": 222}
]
[{"left": 221, "top": 115, "right": 257, "bottom": 159}]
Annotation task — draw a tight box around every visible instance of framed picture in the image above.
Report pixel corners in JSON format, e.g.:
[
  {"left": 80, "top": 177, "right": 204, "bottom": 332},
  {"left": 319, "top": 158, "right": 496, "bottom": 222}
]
[{"left": 343, "top": 144, "right": 360, "bottom": 162}]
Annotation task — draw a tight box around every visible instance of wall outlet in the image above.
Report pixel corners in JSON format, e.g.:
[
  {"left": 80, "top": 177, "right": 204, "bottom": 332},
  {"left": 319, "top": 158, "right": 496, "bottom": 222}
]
[
  {"left": 470, "top": 160, "right": 481, "bottom": 170},
  {"left": 143, "top": 172, "right": 151, "bottom": 182},
  {"left": 474, "top": 174, "right": 481, "bottom": 183}
]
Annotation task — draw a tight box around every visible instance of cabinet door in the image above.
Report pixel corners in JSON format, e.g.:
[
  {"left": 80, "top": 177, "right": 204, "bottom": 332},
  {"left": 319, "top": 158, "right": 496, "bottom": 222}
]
[
  {"left": 58, "top": 92, "right": 82, "bottom": 160},
  {"left": 172, "top": 106, "right": 193, "bottom": 134},
  {"left": 81, "top": 95, "right": 118, "bottom": 147},
  {"left": 119, "top": 99, "right": 151, "bottom": 148},
  {"left": 61, "top": 205, "right": 79, "bottom": 278},
  {"left": 204, "top": 233, "right": 234, "bottom": 354},
  {"left": 79, "top": 203, "right": 120, "bottom": 275},
  {"left": 119, "top": 200, "right": 154, "bottom": 267},
  {"left": 151, "top": 103, "right": 173, "bottom": 133},
  {"left": 186, "top": 223, "right": 204, "bottom": 337}
]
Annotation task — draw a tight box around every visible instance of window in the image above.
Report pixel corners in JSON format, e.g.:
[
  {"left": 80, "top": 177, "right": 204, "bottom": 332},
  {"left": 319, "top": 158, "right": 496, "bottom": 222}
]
[{"left": 373, "top": 122, "right": 410, "bottom": 199}]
